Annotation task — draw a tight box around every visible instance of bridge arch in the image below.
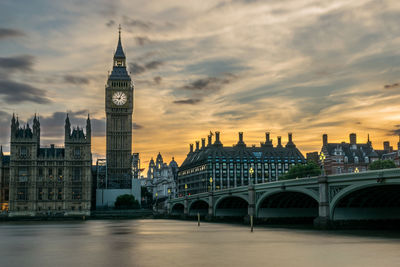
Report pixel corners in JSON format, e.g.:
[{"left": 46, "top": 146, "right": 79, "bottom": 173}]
[
  {"left": 170, "top": 203, "right": 184, "bottom": 215},
  {"left": 189, "top": 199, "right": 209, "bottom": 216},
  {"left": 214, "top": 195, "right": 248, "bottom": 217},
  {"left": 330, "top": 183, "right": 400, "bottom": 220},
  {"left": 256, "top": 189, "right": 319, "bottom": 219}
]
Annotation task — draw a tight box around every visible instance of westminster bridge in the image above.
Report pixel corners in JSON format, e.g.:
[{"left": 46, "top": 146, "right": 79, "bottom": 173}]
[{"left": 167, "top": 169, "right": 400, "bottom": 227}]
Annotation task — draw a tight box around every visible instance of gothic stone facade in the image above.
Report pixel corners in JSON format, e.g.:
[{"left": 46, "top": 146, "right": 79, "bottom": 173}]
[
  {"left": 105, "top": 28, "right": 134, "bottom": 188},
  {"left": 8, "top": 114, "right": 92, "bottom": 217}
]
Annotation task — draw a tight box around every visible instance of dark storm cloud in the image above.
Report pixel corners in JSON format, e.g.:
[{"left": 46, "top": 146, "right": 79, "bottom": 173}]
[
  {"left": 0, "top": 55, "right": 34, "bottom": 72},
  {"left": 129, "top": 60, "right": 163, "bottom": 75},
  {"left": 181, "top": 73, "right": 236, "bottom": 91},
  {"left": 106, "top": 20, "right": 115, "bottom": 27},
  {"left": 384, "top": 83, "right": 399, "bottom": 89},
  {"left": 64, "top": 75, "right": 90, "bottom": 85},
  {"left": 123, "top": 16, "right": 152, "bottom": 30},
  {"left": 135, "top": 36, "right": 151, "bottom": 46},
  {"left": 0, "top": 80, "right": 51, "bottom": 104},
  {"left": 173, "top": 99, "right": 201, "bottom": 105},
  {"left": 0, "top": 28, "right": 25, "bottom": 40},
  {"left": 133, "top": 123, "right": 143, "bottom": 130}
]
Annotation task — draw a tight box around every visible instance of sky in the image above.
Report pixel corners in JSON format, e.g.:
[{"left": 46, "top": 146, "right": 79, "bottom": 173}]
[{"left": 1, "top": 0, "right": 400, "bottom": 172}]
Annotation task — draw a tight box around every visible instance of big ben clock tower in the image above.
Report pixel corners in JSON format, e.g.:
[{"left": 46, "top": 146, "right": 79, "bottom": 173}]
[{"left": 105, "top": 26, "right": 133, "bottom": 188}]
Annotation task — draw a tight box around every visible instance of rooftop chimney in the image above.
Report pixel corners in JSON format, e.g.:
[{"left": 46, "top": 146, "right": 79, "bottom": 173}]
[
  {"left": 237, "top": 132, "right": 246, "bottom": 146},
  {"left": 189, "top": 144, "right": 193, "bottom": 153},
  {"left": 201, "top": 138, "right": 205, "bottom": 149},
  {"left": 323, "top": 134, "right": 328, "bottom": 146},
  {"left": 286, "top": 132, "right": 295, "bottom": 148},
  {"left": 263, "top": 132, "right": 273, "bottom": 147},
  {"left": 350, "top": 133, "right": 357, "bottom": 145},
  {"left": 208, "top": 135, "right": 212, "bottom": 146},
  {"left": 195, "top": 141, "right": 200, "bottom": 151},
  {"left": 277, "top": 136, "right": 282, "bottom": 148},
  {"left": 214, "top": 131, "right": 222, "bottom": 146}
]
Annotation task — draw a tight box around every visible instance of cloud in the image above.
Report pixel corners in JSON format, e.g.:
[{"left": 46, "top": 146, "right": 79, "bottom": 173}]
[
  {"left": 145, "top": 60, "right": 163, "bottom": 70},
  {"left": 64, "top": 75, "right": 90, "bottom": 85},
  {"left": 0, "top": 80, "right": 51, "bottom": 104},
  {"left": 106, "top": 20, "right": 115, "bottom": 27},
  {"left": 133, "top": 123, "right": 143, "bottom": 130},
  {"left": 384, "top": 83, "right": 399, "bottom": 89},
  {"left": 129, "top": 60, "right": 163, "bottom": 75},
  {"left": 0, "top": 28, "right": 25, "bottom": 40},
  {"left": 181, "top": 73, "right": 236, "bottom": 91},
  {"left": 135, "top": 36, "right": 151, "bottom": 46},
  {"left": 0, "top": 55, "right": 34, "bottom": 72},
  {"left": 154, "top": 76, "right": 162, "bottom": 84},
  {"left": 129, "top": 63, "right": 146, "bottom": 74},
  {"left": 173, "top": 99, "right": 201, "bottom": 105},
  {"left": 123, "top": 16, "right": 152, "bottom": 30}
]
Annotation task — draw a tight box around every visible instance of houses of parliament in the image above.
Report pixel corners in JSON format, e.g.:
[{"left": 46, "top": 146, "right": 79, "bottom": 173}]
[{"left": 0, "top": 28, "right": 134, "bottom": 216}]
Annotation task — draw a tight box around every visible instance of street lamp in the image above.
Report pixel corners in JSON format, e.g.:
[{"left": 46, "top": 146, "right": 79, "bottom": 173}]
[
  {"left": 185, "top": 184, "right": 188, "bottom": 196},
  {"left": 249, "top": 167, "right": 254, "bottom": 185},
  {"left": 354, "top": 167, "right": 359, "bottom": 173},
  {"left": 209, "top": 177, "right": 213, "bottom": 192},
  {"left": 319, "top": 152, "right": 326, "bottom": 176}
]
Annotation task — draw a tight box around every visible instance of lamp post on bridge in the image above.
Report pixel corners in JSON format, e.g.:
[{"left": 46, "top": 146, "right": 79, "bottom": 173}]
[
  {"left": 249, "top": 167, "right": 254, "bottom": 185},
  {"left": 209, "top": 177, "right": 213, "bottom": 192},
  {"left": 319, "top": 152, "right": 326, "bottom": 176}
]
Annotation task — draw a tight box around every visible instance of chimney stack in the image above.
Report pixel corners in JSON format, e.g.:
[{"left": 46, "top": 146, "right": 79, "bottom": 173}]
[
  {"left": 189, "top": 144, "right": 193, "bottom": 153},
  {"left": 201, "top": 138, "right": 205, "bottom": 149},
  {"left": 266, "top": 132, "right": 270, "bottom": 142},
  {"left": 215, "top": 131, "right": 220, "bottom": 143},
  {"left": 323, "top": 134, "right": 328, "bottom": 146},
  {"left": 208, "top": 135, "right": 212, "bottom": 146},
  {"left": 383, "top": 141, "right": 390, "bottom": 152},
  {"left": 239, "top": 132, "right": 243, "bottom": 142},
  {"left": 195, "top": 141, "right": 200, "bottom": 151},
  {"left": 277, "top": 136, "right": 282, "bottom": 147},
  {"left": 288, "top": 133, "right": 293, "bottom": 143},
  {"left": 350, "top": 133, "right": 357, "bottom": 145}
]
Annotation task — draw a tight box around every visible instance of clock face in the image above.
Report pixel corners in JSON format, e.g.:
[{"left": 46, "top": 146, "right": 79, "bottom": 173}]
[{"left": 112, "top": 91, "right": 127, "bottom": 106}]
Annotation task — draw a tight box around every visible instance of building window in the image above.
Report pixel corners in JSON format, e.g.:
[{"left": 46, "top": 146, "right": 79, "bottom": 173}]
[
  {"left": 38, "top": 187, "right": 43, "bottom": 200},
  {"left": 20, "top": 147, "right": 27, "bottom": 157},
  {"left": 73, "top": 168, "right": 81, "bottom": 181},
  {"left": 17, "top": 188, "right": 27, "bottom": 200},
  {"left": 58, "top": 168, "right": 63, "bottom": 179},
  {"left": 58, "top": 188, "right": 63, "bottom": 200},
  {"left": 48, "top": 168, "right": 53, "bottom": 178},
  {"left": 48, "top": 188, "right": 54, "bottom": 200},
  {"left": 72, "top": 188, "right": 82, "bottom": 200},
  {"left": 74, "top": 147, "right": 81, "bottom": 157},
  {"left": 18, "top": 167, "right": 28, "bottom": 182}
]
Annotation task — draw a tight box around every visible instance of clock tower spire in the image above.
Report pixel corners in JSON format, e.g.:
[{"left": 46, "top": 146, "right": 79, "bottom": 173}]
[{"left": 105, "top": 25, "right": 134, "bottom": 189}]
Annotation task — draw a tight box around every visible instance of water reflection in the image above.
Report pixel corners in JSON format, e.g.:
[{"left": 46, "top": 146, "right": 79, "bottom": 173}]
[{"left": 0, "top": 220, "right": 399, "bottom": 267}]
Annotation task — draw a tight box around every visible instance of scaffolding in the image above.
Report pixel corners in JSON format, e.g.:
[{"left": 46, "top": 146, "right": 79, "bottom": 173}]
[{"left": 96, "top": 159, "right": 107, "bottom": 189}]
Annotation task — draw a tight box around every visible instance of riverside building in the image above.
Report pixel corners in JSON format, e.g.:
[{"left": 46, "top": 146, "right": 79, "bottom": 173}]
[{"left": 177, "top": 132, "right": 306, "bottom": 196}]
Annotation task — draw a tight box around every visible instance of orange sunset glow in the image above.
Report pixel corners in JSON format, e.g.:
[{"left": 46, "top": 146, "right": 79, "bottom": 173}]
[{"left": 1, "top": 0, "right": 400, "bottom": 172}]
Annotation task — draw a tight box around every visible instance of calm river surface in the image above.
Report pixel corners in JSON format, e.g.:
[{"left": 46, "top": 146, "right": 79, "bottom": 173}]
[{"left": 0, "top": 219, "right": 400, "bottom": 267}]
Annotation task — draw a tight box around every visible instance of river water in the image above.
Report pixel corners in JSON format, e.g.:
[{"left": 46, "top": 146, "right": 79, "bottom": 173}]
[{"left": 0, "top": 219, "right": 399, "bottom": 267}]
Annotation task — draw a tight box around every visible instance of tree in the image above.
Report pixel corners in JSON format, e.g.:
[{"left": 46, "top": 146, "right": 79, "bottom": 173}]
[
  {"left": 115, "top": 194, "right": 140, "bottom": 209},
  {"left": 369, "top": 159, "right": 396, "bottom": 170},
  {"left": 281, "top": 162, "right": 321, "bottom": 180}
]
